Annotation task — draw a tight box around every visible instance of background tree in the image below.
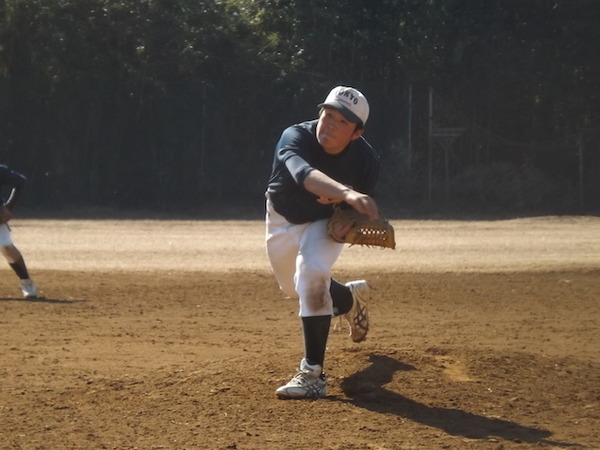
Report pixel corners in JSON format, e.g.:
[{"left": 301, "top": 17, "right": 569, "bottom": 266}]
[{"left": 0, "top": 0, "right": 598, "bottom": 216}]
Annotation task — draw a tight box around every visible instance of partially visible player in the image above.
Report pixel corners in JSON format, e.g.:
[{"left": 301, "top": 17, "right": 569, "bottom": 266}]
[
  {"left": 0, "top": 165, "right": 38, "bottom": 298},
  {"left": 265, "top": 86, "right": 380, "bottom": 399}
]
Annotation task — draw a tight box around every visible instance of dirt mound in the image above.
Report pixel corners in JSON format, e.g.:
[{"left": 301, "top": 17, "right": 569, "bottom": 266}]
[{"left": 1, "top": 218, "right": 598, "bottom": 449}]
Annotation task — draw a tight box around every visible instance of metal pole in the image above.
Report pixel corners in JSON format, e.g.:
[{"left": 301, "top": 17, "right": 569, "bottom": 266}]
[
  {"left": 428, "top": 87, "right": 433, "bottom": 210},
  {"left": 578, "top": 132, "right": 584, "bottom": 212},
  {"left": 445, "top": 141, "right": 449, "bottom": 201},
  {"left": 407, "top": 83, "right": 412, "bottom": 171}
]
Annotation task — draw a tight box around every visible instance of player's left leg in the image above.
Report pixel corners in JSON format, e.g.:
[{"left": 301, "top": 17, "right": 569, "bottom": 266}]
[
  {"left": 0, "top": 225, "right": 38, "bottom": 298},
  {"left": 343, "top": 280, "right": 371, "bottom": 343},
  {"left": 330, "top": 279, "right": 353, "bottom": 315}
]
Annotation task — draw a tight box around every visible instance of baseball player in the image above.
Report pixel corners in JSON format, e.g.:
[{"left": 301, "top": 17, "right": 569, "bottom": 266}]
[
  {"left": 265, "top": 86, "right": 380, "bottom": 399},
  {"left": 0, "top": 165, "right": 38, "bottom": 298}
]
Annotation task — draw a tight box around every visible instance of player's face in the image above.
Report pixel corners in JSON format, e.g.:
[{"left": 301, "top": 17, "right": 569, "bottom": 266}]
[{"left": 316, "top": 107, "right": 363, "bottom": 154}]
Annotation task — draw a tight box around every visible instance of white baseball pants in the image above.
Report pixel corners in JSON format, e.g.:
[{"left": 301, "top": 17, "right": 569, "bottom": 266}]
[
  {"left": 0, "top": 224, "right": 14, "bottom": 247},
  {"left": 265, "top": 198, "right": 344, "bottom": 317}
]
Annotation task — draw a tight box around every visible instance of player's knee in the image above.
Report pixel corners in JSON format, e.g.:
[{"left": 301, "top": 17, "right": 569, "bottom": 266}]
[
  {"left": 0, "top": 244, "right": 20, "bottom": 263},
  {"left": 296, "top": 268, "right": 332, "bottom": 316},
  {"left": 0, "top": 245, "right": 11, "bottom": 258}
]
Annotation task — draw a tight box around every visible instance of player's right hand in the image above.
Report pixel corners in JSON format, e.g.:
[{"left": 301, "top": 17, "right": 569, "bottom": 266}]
[{"left": 343, "top": 191, "right": 379, "bottom": 220}]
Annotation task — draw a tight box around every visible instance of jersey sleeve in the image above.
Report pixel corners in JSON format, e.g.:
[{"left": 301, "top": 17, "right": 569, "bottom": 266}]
[{"left": 274, "top": 125, "right": 315, "bottom": 188}]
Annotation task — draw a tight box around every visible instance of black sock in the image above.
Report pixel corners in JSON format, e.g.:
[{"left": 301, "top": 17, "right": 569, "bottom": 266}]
[
  {"left": 330, "top": 279, "right": 353, "bottom": 316},
  {"left": 9, "top": 262, "right": 29, "bottom": 280},
  {"left": 301, "top": 315, "right": 331, "bottom": 367}
]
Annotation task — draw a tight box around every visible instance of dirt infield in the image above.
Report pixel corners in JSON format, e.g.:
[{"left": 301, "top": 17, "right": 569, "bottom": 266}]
[{"left": 1, "top": 217, "right": 599, "bottom": 449}]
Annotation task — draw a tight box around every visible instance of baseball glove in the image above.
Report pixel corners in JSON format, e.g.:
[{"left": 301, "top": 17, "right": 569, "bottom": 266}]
[{"left": 327, "top": 206, "right": 395, "bottom": 249}]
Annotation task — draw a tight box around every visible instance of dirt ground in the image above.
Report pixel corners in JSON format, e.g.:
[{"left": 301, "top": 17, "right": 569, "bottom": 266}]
[{"left": 0, "top": 216, "right": 598, "bottom": 449}]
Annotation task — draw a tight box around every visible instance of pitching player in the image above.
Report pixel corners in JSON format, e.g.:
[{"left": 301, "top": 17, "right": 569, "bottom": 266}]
[
  {"left": 0, "top": 165, "right": 38, "bottom": 298},
  {"left": 265, "top": 86, "right": 380, "bottom": 399}
]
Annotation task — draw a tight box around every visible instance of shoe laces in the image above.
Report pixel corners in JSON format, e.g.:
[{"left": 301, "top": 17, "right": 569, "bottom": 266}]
[
  {"left": 352, "top": 300, "right": 368, "bottom": 329},
  {"left": 294, "top": 367, "right": 326, "bottom": 384}
]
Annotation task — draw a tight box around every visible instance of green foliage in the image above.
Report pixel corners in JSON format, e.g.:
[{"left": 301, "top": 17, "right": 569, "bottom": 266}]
[
  {"left": 448, "top": 162, "right": 559, "bottom": 214},
  {"left": 0, "top": 0, "right": 598, "bottom": 214}
]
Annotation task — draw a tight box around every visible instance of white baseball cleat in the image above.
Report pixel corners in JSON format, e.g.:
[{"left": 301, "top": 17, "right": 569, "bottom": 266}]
[
  {"left": 20, "top": 279, "right": 38, "bottom": 299},
  {"left": 276, "top": 358, "right": 327, "bottom": 399},
  {"left": 344, "top": 280, "right": 370, "bottom": 342}
]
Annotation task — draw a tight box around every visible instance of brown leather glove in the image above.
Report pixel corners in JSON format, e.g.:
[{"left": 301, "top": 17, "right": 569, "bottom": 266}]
[{"left": 327, "top": 206, "right": 395, "bottom": 249}]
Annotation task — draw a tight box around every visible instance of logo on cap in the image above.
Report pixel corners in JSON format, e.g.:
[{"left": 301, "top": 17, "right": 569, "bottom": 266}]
[{"left": 318, "top": 86, "right": 370, "bottom": 125}]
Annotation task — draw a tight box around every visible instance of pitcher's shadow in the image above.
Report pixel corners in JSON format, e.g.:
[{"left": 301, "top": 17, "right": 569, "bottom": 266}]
[{"left": 334, "top": 353, "right": 579, "bottom": 448}]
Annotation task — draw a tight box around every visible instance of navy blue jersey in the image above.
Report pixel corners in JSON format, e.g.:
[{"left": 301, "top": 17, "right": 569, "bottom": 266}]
[
  {"left": 266, "top": 120, "right": 380, "bottom": 224},
  {"left": 0, "top": 165, "right": 27, "bottom": 209}
]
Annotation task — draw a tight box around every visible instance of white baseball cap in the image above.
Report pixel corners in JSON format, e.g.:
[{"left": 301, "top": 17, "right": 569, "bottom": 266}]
[{"left": 318, "top": 86, "right": 370, "bottom": 125}]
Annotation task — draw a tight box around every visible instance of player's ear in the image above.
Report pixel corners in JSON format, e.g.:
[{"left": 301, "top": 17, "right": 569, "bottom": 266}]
[{"left": 350, "top": 129, "right": 364, "bottom": 141}]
